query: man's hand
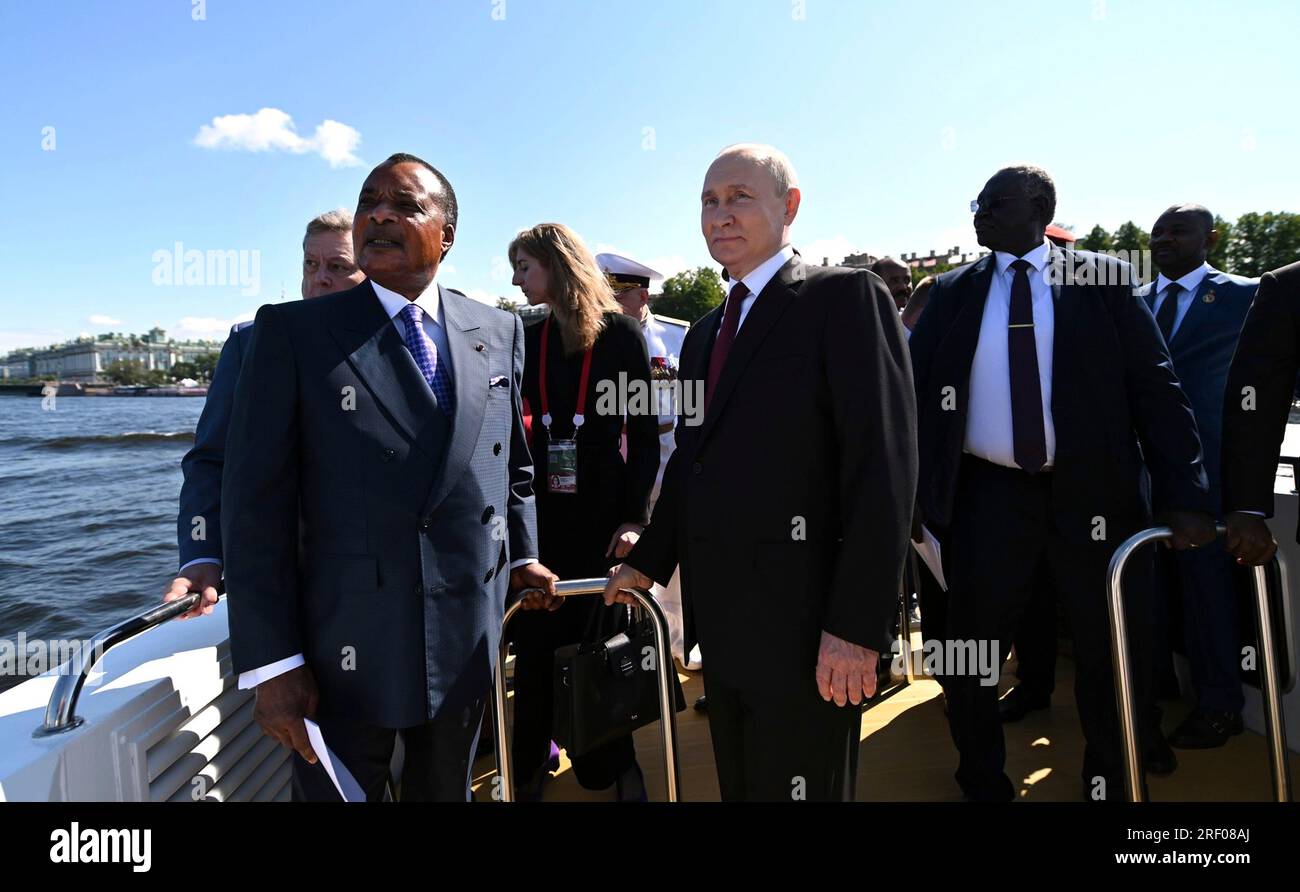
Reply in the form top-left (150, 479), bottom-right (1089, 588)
top-left (603, 562), bottom-right (654, 607)
top-left (1159, 509), bottom-right (1218, 550)
top-left (163, 562), bottom-right (221, 619)
top-left (815, 630), bottom-right (880, 707)
top-left (253, 665), bottom-right (319, 764)
top-left (1223, 511), bottom-right (1277, 566)
top-left (511, 561), bottom-right (561, 611)
top-left (605, 523), bottom-right (643, 559)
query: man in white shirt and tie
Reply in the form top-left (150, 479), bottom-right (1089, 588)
top-left (605, 144), bottom-right (917, 801)
top-left (220, 153), bottom-right (557, 801)
top-left (907, 165), bottom-right (1215, 801)
top-left (1139, 204), bottom-right (1259, 750)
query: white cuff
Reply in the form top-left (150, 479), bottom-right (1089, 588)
top-left (179, 557), bottom-right (222, 573)
top-left (238, 653), bottom-right (305, 690)
top-left (509, 558), bottom-right (538, 570)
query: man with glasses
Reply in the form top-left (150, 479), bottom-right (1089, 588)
top-left (909, 165), bottom-right (1215, 801)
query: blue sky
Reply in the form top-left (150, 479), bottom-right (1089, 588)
top-left (1, 0), bottom-right (1297, 353)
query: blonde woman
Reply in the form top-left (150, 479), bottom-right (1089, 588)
top-left (507, 223), bottom-right (660, 800)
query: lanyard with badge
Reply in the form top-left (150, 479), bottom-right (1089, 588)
top-left (539, 315), bottom-right (593, 495)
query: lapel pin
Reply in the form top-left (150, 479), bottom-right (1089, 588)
top-left (1203, 291), bottom-right (1216, 304)
top-left (475, 343), bottom-right (485, 352)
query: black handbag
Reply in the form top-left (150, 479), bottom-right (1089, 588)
top-left (552, 611), bottom-right (686, 758)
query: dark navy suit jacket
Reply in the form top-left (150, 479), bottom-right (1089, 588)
top-left (221, 280), bottom-right (538, 728)
top-left (177, 320), bottom-right (254, 567)
top-left (1138, 268), bottom-right (1258, 512)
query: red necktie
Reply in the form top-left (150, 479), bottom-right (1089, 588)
top-left (705, 282), bottom-right (749, 408)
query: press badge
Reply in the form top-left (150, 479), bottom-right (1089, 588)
top-left (548, 438), bottom-right (578, 494)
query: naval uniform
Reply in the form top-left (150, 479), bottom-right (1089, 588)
top-left (639, 311), bottom-right (693, 665)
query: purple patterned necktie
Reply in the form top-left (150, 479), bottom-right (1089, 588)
top-left (1008, 259), bottom-right (1046, 474)
top-left (398, 302), bottom-right (454, 416)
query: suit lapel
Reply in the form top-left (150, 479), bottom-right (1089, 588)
top-left (936, 255), bottom-right (995, 406)
top-left (1050, 248), bottom-right (1083, 410)
top-left (421, 286), bottom-right (487, 518)
top-left (329, 281), bottom-right (446, 459)
top-left (1169, 269), bottom-right (1221, 351)
top-left (695, 256), bottom-right (802, 447)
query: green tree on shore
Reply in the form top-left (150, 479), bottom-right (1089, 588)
top-left (1077, 211), bottom-right (1299, 277)
top-left (192, 353), bottom-right (219, 381)
top-left (652, 267), bottom-right (726, 324)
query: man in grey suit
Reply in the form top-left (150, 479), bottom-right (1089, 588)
top-left (221, 154), bottom-right (557, 801)
top-left (166, 209), bottom-right (366, 618)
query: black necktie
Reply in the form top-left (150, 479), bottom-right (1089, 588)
top-left (1008, 259), bottom-right (1047, 474)
top-left (1156, 282), bottom-right (1182, 343)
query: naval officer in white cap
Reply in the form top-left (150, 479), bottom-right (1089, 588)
top-left (597, 251), bottom-right (701, 671)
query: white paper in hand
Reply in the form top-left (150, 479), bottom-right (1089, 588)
top-left (911, 524), bottom-right (948, 592)
top-left (303, 718), bottom-right (365, 802)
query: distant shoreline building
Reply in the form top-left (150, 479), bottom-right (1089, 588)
top-left (820, 246), bottom-right (992, 274)
top-left (0, 326), bottom-right (224, 383)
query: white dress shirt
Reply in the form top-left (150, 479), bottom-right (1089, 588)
top-left (238, 278), bottom-right (534, 690)
top-left (370, 278), bottom-right (453, 375)
top-left (723, 244), bottom-right (797, 332)
top-left (1151, 261), bottom-right (1210, 338)
top-left (963, 239), bottom-right (1057, 470)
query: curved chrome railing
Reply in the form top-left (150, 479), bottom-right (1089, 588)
top-left (1107, 525), bottom-right (1293, 802)
top-left (491, 579), bottom-right (681, 802)
top-left (33, 591), bottom-right (202, 737)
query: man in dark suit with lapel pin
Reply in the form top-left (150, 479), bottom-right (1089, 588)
top-left (1138, 205), bottom-right (1258, 749)
top-left (221, 153), bottom-right (558, 801)
top-left (604, 143), bottom-right (918, 801)
top-left (165, 210), bottom-right (365, 620)
top-left (1221, 260), bottom-right (1300, 564)
top-left (908, 165), bottom-right (1215, 801)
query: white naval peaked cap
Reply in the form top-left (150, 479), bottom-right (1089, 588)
top-left (595, 252), bottom-right (663, 288)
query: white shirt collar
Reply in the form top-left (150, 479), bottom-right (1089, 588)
top-left (993, 239), bottom-right (1052, 276)
top-left (371, 277), bottom-right (442, 325)
top-left (733, 244), bottom-right (796, 298)
top-left (1155, 261), bottom-right (1210, 296)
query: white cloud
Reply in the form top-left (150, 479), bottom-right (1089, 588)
top-left (88, 314), bottom-right (122, 326)
top-left (194, 108), bottom-right (362, 168)
top-left (439, 264), bottom-right (457, 276)
top-left (170, 316), bottom-right (234, 339)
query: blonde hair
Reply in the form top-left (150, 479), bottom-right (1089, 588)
top-left (508, 223), bottom-right (620, 354)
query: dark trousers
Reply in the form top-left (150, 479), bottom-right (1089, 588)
top-left (290, 698), bottom-right (486, 802)
top-left (509, 597), bottom-right (636, 790)
top-left (704, 674), bottom-right (861, 801)
top-left (942, 456), bottom-right (1160, 800)
top-left (917, 556), bottom-right (949, 646)
top-left (1173, 541), bottom-right (1245, 713)
top-left (1012, 571), bottom-right (1059, 699)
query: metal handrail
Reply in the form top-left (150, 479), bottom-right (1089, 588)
top-left (491, 579), bottom-right (681, 802)
top-left (33, 591), bottom-right (202, 737)
top-left (1107, 525), bottom-right (1292, 802)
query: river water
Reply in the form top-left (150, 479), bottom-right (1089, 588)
top-left (0, 395), bottom-right (204, 690)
